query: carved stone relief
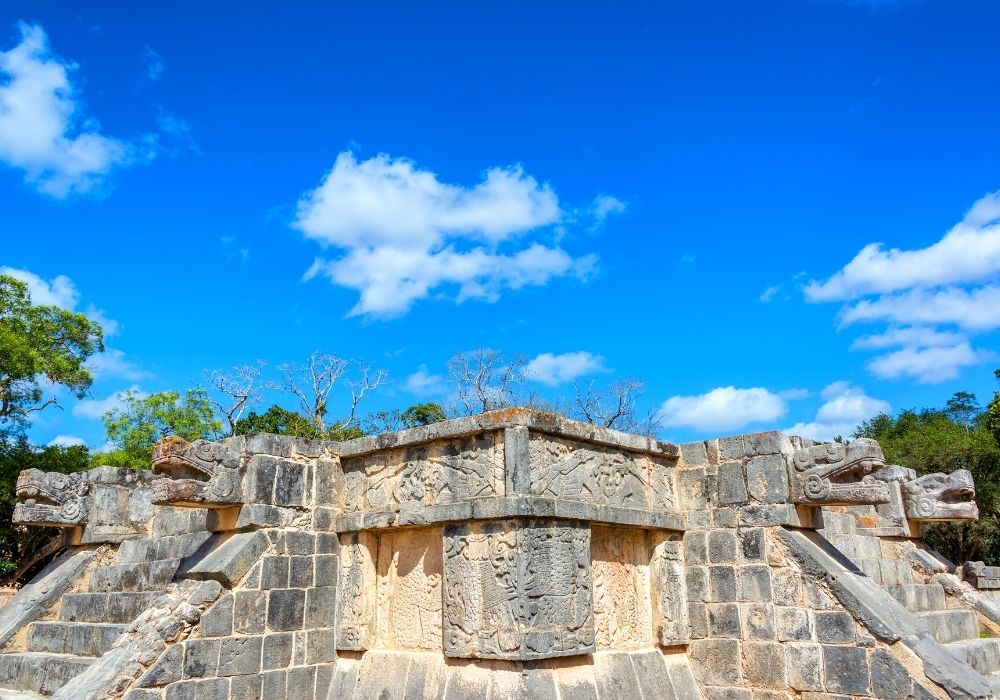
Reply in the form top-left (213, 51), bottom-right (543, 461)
top-left (375, 528), bottom-right (443, 650)
top-left (651, 538), bottom-right (689, 646)
top-left (336, 531), bottom-right (377, 650)
top-left (527, 435), bottom-right (677, 512)
top-left (591, 526), bottom-right (654, 649)
top-left (789, 438), bottom-right (891, 506)
top-left (341, 433), bottom-right (504, 515)
top-left (442, 519), bottom-right (594, 660)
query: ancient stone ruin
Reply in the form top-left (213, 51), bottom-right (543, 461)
top-left (0, 408), bottom-right (998, 699)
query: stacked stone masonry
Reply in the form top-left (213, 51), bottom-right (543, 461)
top-left (0, 408), bottom-right (997, 698)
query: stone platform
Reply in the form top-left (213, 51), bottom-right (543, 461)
top-left (0, 409), bottom-right (996, 698)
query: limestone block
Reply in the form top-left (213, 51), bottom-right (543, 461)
top-left (822, 645), bottom-right (870, 694)
top-left (442, 519), bottom-right (594, 660)
top-left (178, 530), bottom-right (268, 587)
top-left (689, 638), bottom-right (742, 686)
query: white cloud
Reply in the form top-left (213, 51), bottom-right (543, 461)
top-left (0, 22), bottom-right (137, 196)
top-left (840, 285), bottom-right (1000, 332)
top-left (72, 387), bottom-right (141, 420)
top-left (48, 434), bottom-right (85, 447)
top-left (294, 151), bottom-right (595, 318)
top-left (85, 349), bottom-right (151, 382)
top-left (867, 343), bottom-right (995, 383)
top-left (850, 326), bottom-right (966, 350)
top-left (142, 45), bottom-right (164, 82)
top-left (805, 190), bottom-right (1000, 301)
top-left (759, 285), bottom-right (780, 303)
top-left (0, 265), bottom-right (78, 307)
top-left (0, 266), bottom-right (120, 335)
top-left (591, 195), bottom-right (627, 223)
top-left (806, 190), bottom-right (1000, 383)
top-left (525, 352), bottom-right (609, 387)
top-left (657, 386), bottom-right (787, 433)
top-left (786, 382), bottom-right (889, 442)
top-left (403, 365), bottom-right (448, 396)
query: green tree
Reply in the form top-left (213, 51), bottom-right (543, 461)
top-left (234, 405), bottom-right (322, 439)
top-left (855, 391), bottom-right (1000, 564)
top-left (96, 389), bottom-right (221, 468)
top-left (401, 402), bottom-right (446, 428)
top-left (0, 439), bottom-right (90, 580)
top-left (0, 275), bottom-right (104, 435)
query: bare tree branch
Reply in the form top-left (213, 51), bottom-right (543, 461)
top-left (205, 361), bottom-right (267, 436)
top-left (573, 377), bottom-right (660, 436)
top-left (269, 351), bottom-right (386, 436)
top-left (446, 349), bottom-right (527, 415)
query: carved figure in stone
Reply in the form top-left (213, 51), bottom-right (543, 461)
top-left (789, 438), bottom-right (891, 505)
top-left (530, 439), bottom-right (648, 509)
top-left (903, 469), bottom-right (979, 521)
top-left (150, 436), bottom-right (243, 506)
top-left (337, 533), bottom-right (377, 650)
top-left (13, 469), bottom-right (90, 527)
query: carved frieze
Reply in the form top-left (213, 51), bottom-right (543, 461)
top-left (336, 531), bottom-right (378, 650)
top-left (903, 469), bottom-right (979, 522)
top-left (651, 539), bottom-right (689, 646)
top-left (375, 528), bottom-right (443, 650)
top-left (341, 433), bottom-right (504, 515)
top-left (528, 435), bottom-right (677, 512)
top-left (789, 438), bottom-right (891, 506)
top-left (442, 519), bottom-right (594, 660)
top-left (591, 526), bottom-right (654, 648)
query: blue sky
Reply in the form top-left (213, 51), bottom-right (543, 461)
top-left (2, 0), bottom-right (1000, 449)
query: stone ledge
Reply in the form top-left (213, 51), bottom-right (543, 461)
top-left (333, 408), bottom-right (680, 459)
top-left (333, 496), bottom-right (686, 533)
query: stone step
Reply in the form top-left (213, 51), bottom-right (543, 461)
top-left (888, 583), bottom-right (947, 613)
top-left (58, 592), bottom-right (160, 624)
top-left (0, 652), bottom-right (94, 696)
top-left (918, 610), bottom-right (979, 645)
top-left (988, 674), bottom-right (1000, 695)
top-left (26, 622), bottom-right (126, 657)
top-left (0, 690), bottom-right (45, 700)
top-left (87, 560), bottom-right (178, 593)
top-left (945, 638), bottom-right (1000, 676)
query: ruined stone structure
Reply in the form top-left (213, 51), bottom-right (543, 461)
top-left (0, 409), bottom-right (998, 698)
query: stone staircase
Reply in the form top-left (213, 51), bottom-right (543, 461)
top-left (0, 523), bottom-right (210, 697)
top-left (826, 519), bottom-right (1000, 696)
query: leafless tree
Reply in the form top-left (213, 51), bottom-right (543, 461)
top-left (446, 349), bottom-right (528, 415)
top-left (205, 361), bottom-right (266, 436)
top-left (270, 351), bottom-right (387, 435)
top-left (573, 378), bottom-right (661, 436)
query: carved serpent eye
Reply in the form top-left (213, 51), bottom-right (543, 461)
top-left (804, 474), bottom-right (830, 501)
top-left (60, 498), bottom-right (83, 521)
top-left (915, 496), bottom-right (937, 517)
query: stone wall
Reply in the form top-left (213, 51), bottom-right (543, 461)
top-left (0, 409), bottom-right (996, 698)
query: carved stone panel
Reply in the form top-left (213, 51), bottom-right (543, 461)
top-left (374, 528), bottom-right (443, 650)
top-left (336, 531), bottom-right (377, 650)
top-left (527, 435), bottom-right (677, 512)
top-left (442, 519), bottom-right (594, 660)
top-left (591, 526), bottom-right (655, 649)
top-left (341, 433), bottom-right (505, 515)
top-left (651, 539), bottom-right (689, 646)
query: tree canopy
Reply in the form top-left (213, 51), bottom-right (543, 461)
top-left (0, 274), bottom-right (104, 436)
top-left (98, 389), bottom-right (222, 468)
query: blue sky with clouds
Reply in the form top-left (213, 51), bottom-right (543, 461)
top-left (3, 0), bottom-right (1000, 449)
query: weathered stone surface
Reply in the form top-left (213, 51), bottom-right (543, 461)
top-left (789, 439), bottom-right (890, 506)
top-left (442, 519), bottom-right (593, 660)
top-left (178, 531), bottom-right (268, 587)
top-left (903, 469), bottom-right (979, 522)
